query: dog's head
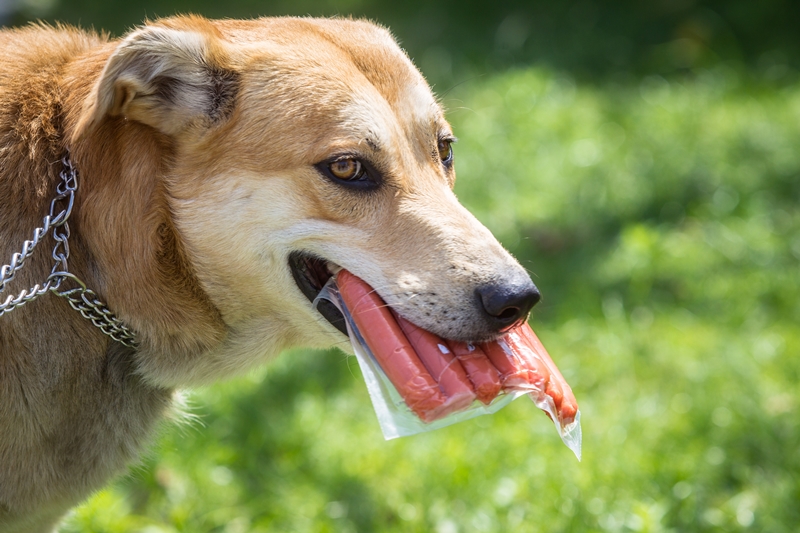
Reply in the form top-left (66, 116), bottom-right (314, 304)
top-left (71, 16), bottom-right (540, 386)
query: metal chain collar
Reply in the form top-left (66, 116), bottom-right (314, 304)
top-left (0, 154), bottom-right (139, 348)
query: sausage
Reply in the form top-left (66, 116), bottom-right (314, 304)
top-left (447, 341), bottom-right (502, 405)
top-left (516, 323), bottom-right (578, 423)
top-left (479, 338), bottom-right (523, 386)
top-left (336, 270), bottom-right (577, 426)
top-left (505, 326), bottom-right (563, 410)
top-left (336, 270), bottom-right (447, 422)
top-left (480, 331), bottom-right (551, 392)
top-left (394, 313), bottom-right (477, 414)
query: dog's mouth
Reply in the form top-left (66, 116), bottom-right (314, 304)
top-left (288, 251), bottom-right (348, 335)
top-left (288, 251), bottom-right (580, 436)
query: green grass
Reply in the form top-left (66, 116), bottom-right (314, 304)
top-left (62, 66), bottom-right (800, 532)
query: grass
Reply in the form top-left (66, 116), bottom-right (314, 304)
top-left (62, 65), bottom-right (800, 532)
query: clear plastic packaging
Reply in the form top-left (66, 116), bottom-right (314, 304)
top-left (315, 277), bottom-right (582, 460)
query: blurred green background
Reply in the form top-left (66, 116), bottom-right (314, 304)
top-left (5, 0), bottom-right (799, 531)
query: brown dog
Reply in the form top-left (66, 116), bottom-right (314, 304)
top-left (0, 16), bottom-right (540, 531)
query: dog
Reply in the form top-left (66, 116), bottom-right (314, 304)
top-left (0, 15), bottom-right (541, 532)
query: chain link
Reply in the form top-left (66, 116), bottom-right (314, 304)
top-left (0, 154), bottom-right (139, 348)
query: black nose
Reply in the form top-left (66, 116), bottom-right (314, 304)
top-left (476, 280), bottom-right (541, 330)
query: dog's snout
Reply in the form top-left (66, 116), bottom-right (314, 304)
top-left (476, 280), bottom-right (541, 331)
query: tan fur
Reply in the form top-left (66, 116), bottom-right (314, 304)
top-left (0, 16), bottom-right (531, 532)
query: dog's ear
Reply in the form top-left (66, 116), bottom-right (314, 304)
top-left (73, 22), bottom-right (239, 139)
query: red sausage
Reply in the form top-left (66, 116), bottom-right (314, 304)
top-left (336, 270), bottom-right (447, 422)
top-left (480, 331), bottom-right (551, 392)
top-left (504, 326), bottom-right (563, 412)
top-left (447, 341), bottom-right (502, 405)
top-left (394, 314), bottom-right (477, 414)
top-left (516, 323), bottom-right (578, 423)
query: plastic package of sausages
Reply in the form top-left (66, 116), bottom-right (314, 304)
top-left (314, 271), bottom-right (582, 460)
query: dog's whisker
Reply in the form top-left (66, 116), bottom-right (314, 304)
top-left (439, 73), bottom-right (486, 99)
top-left (521, 266), bottom-right (540, 279)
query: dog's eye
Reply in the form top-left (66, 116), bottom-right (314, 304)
top-left (329, 159), bottom-right (363, 181)
top-left (316, 156), bottom-right (380, 190)
top-left (438, 139), bottom-right (454, 166)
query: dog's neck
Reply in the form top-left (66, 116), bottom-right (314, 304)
top-left (58, 47), bottom-right (230, 373)
top-left (0, 29), bottom-right (225, 529)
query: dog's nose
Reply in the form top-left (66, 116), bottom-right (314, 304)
top-left (476, 280), bottom-right (541, 330)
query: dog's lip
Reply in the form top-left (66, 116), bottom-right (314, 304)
top-left (288, 251), bottom-right (348, 335)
